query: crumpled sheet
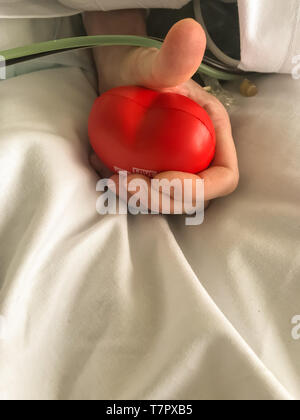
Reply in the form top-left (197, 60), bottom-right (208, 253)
top-left (238, 0), bottom-right (300, 73)
top-left (1, 7), bottom-right (300, 394)
top-left (0, 64), bottom-right (299, 400)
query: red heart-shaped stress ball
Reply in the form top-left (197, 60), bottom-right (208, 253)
top-left (89, 86), bottom-right (216, 177)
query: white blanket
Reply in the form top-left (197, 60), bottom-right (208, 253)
top-left (0, 31), bottom-right (300, 400)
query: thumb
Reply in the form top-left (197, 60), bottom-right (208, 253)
top-left (123, 19), bottom-right (206, 89)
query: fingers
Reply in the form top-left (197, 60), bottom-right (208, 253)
top-left (151, 170), bottom-right (237, 208)
top-left (110, 173), bottom-right (177, 214)
top-left (154, 171), bottom-right (202, 205)
top-left (109, 172), bottom-right (207, 215)
top-left (123, 19), bottom-right (206, 89)
top-left (198, 167), bottom-right (239, 201)
top-left (110, 173), bottom-right (151, 212)
top-left (184, 82), bottom-right (240, 199)
top-left (197, 117), bottom-right (239, 201)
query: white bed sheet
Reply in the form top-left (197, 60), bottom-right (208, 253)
top-left (0, 64), bottom-right (299, 400)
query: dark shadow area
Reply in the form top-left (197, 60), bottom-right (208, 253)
top-left (147, 0), bottom-right (240, 60)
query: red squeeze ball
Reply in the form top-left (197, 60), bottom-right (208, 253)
top-left (89, 86), bottom-right (216, 177)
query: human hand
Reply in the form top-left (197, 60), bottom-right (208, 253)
top-left (88, 16), bottom-right (239, 212)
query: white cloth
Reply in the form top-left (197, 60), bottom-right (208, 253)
top-left (238, 0), bottom-right (300, 73)
top-left (0, 25), bottom-right (300, 399)
top-left (0, 17), bottom-right (96, 81)
top-left (0, 0), bottom-right (78, 18)
top-left (0, 0), bottom-right (190, 18)
top-left (60, 0), bottom-right (190, 11)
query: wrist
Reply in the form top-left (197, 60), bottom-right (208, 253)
top-left (96, 46), bottom-right (140, 92)
top-left (84, 9), bottom-right (147, 92)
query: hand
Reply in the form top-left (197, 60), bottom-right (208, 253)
top-left (88, 17), bottom-right (239, 213)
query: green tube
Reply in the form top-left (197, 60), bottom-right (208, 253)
top-left (0, 35), bottom-right (241, 81)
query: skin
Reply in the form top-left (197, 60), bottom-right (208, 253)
top-left (84, 10), bottom-right (239, 213)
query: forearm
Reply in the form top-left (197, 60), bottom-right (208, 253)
top-left (83, 10), bottom-right (147, 92)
